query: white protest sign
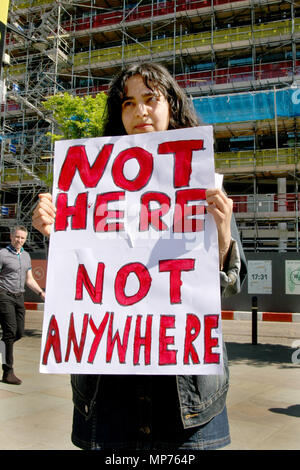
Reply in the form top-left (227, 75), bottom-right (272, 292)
top-left (40, 126), bottom-right (223, 375)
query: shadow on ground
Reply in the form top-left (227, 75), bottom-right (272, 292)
top-left (226, 342), bottom-right (300, 367)
top-left (24, 329), bottom-right (42, 338)
top-left (269, 404), bottom-right (300, 418)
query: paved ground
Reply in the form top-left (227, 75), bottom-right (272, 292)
top-left (0, 310), bottom-right (299, 450)
top-left (222, 319), bottom-right (300, 450)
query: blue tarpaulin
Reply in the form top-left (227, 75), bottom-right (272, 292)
top-left (192, 87), bottom-right (300, 124)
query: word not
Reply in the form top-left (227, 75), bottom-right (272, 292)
top-left (58, 140), bottom-right (204, 192)
top-left (75, 258), bottom-right (196, 306)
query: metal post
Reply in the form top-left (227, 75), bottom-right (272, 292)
top-left (296, 179), bottom-right (299, 253)
top-left (252, 296), bottom-right (258, 345)
top-left (274, 86), bottom-right (279, 164)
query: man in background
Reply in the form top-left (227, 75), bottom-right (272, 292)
top-left (0, 226), bottom-right (45, 384)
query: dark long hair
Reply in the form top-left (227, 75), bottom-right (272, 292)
top-left (104, 62), bottom-right (200, 136)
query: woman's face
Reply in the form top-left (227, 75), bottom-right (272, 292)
top-left (121, 74), bottom-right (170, 135)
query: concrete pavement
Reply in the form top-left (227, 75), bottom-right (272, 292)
top-left (223, 319), bottom-right (300, 450)
top-left (0, 309), bottom-right (299, 450)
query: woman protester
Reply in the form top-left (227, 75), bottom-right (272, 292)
top-left (32, 62), bottom-right (246, 450)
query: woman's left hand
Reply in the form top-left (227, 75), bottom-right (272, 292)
top-left (206, 188), bottom-right (233, 269)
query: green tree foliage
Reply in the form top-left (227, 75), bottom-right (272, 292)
top-left (42, 91), bottom-right (108, 141)
top-left (39, 92), bottom-right (108, 188)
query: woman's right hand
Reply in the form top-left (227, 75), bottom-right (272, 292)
top-left (32, 193), bottom-right (56, 237)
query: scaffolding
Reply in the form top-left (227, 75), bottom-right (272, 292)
top-left (1, 0), bottom-right (300, 251)
top-left (0, 0), bottom-right (73, 250)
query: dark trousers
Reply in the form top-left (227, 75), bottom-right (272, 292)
top-left (0, 290), bottom-right (25, 371)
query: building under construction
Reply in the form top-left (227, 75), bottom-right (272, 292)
top-left (1, 0), bottom-right (299, 261)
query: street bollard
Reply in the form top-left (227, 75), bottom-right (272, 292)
top-left (252, 296), bottom-right (258, 345)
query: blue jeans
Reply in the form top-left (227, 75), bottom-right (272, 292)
top-left (71, 375), bottom-right (230, 450)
